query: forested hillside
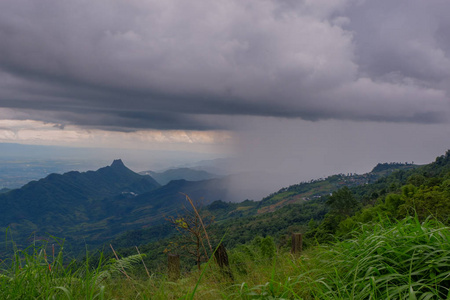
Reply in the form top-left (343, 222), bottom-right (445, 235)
top-left (309, 150), bottom-right (450, 242)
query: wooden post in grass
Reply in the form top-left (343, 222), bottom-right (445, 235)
top-left (214, 244), bottom-right (229, 268)
top-left (214, 243), bottom-right (234, 280)
top-left (291, 233), bottom-right (303, 255)
top-left (168, 254), bottom-right (180, 280)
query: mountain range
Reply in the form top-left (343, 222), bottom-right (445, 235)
top-left (0, 160), bottom-right (231, 254)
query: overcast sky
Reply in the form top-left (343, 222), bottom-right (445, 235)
top-left (1, 0), bottom-right (450, 199)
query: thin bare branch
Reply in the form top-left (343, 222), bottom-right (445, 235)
top-left (135, 246), bottom-right (151, 278)
top-left (110, 244), bottom-right (131, 280)
top-left (181, 193), bottom-right (213, 253)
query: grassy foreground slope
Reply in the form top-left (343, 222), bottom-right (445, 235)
top-left (1, 216), bottom-right (450, 299)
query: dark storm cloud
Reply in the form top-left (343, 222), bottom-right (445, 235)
top-left (344, 0), bottom-right (450, 82)
top-left (0, 0), bottom-right (449, 131)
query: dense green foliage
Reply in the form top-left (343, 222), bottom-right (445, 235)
top-left (102, 197), bottom-right (327, 272)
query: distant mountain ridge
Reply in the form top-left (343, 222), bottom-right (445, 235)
top-left (371, 162), bottom-right (416, 173)
top-left (0, 160), bottom-right (233, 255)
top-left (139, 168), bottom-right (220, 185)
top-left (0, 160), bottom-right (160, 251)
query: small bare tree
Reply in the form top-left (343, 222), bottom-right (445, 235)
top-left (167, 194), bottom-right (214, 270)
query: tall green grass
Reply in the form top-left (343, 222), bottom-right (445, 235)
top-left (2, 216), bottom-right (450, 299)
top-left (0, 240), bottom-right (146, 299)
top-left (227, 216), bottom-right (450, 299)
top-left (306, 216), bottom-right (450, 299)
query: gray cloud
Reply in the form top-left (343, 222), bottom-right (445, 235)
top-left (0, 0), bottom-right (449, 131)
top-left (345, 0), bottom-right (450, 82)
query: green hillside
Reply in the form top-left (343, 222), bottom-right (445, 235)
top-left (257, 162), bottom-right (417, 213)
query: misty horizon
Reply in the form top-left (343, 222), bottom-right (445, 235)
top-left (0, 142), bottom-right (443, 203)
